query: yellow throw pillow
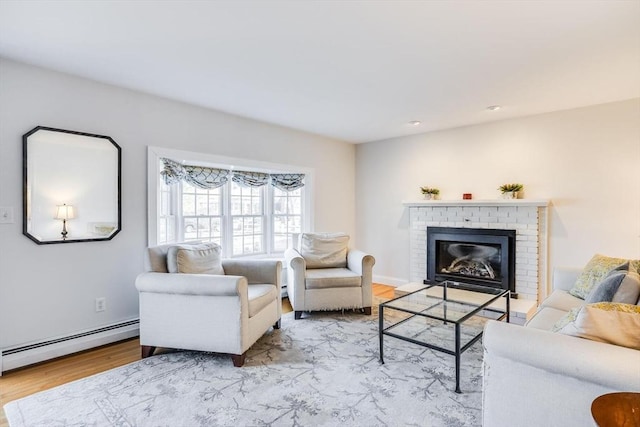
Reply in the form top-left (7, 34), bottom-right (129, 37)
top-left (569, 254), bottom-right (640, 300)
top-left (558, 302), bottom-right (640, 350)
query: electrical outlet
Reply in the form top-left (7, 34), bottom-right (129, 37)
top-left (95, 297), bottom-right (106, 312)
top-left (0, 207), bottom-right (14, 224)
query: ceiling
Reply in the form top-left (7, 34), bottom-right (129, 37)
top-left (1, 1), bottom-right (639, 143)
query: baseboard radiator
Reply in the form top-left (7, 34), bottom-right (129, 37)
top-left (1, 319), bottom-right (139, 374)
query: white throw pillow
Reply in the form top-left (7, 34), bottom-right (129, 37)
top-left (167, 242), bottom-right (225, 275)
top-left (299, 232), bottom-right (349, 269)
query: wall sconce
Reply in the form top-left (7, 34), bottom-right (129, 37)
top-left (54, 204), bottom-right (75, 240)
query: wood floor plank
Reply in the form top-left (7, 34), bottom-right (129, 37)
top-left (0, 285), bottom-right (395, 427)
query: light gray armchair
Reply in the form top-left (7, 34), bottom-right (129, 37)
top-left (135, 242), bottom-right (282, 367)
top-left (284, 232), bottom-right (375, 319)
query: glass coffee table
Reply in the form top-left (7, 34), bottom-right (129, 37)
top-left (379, 281), bottom-right (510, 393)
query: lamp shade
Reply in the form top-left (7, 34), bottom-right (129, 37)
top-left (54, 204), bottom-right (75, 220)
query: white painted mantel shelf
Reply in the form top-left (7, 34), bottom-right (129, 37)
top-left (402, 199), bottom-right (550, 207)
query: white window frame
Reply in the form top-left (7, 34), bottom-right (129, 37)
top-left (147, 146), bottom-right (314, 254)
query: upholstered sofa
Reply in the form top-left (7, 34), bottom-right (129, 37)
top-left (482, 265), bottom-right (640, 427)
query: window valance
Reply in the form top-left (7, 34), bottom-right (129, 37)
top-left (161, 158), bottom-right (305, 191)
top-left (161, 158), bottom-right (229, 189)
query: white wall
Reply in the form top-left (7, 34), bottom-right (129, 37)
top-left (356, 99), bottom-right (640, 285)
top-left (0, 58), bottom-right (356, 351)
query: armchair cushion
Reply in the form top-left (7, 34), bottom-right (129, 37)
top-left (305, 268), bottom-right (361, 289)
top-left (299, 232), bottom-right (349, 268)
top-left (166, 242), bottom-right (225, 275)
top-left (247, 284), bottom-right (278, 317)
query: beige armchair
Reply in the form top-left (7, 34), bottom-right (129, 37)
top-left (284, 233), bottom-right (375, 319)
top-left (135, 242), bottom-right (282, 367)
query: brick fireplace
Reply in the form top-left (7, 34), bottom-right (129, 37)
top-left (404, 199), bottom-right (549, 302)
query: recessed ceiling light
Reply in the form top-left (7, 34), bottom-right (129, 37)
top-left (408, 120), bottom-right (422, 126)
top-left (487, 105), bottom-right (501, 111)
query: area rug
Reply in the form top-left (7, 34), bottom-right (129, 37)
top-left (4, 309), bottom-right (484, 427)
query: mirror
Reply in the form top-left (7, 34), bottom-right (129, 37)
top-left (23, 126), bottom-right (121, 244)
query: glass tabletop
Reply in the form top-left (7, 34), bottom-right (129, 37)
top-left (380, 281), bottom-right (508, 324)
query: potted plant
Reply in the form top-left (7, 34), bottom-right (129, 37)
top-left (498, 183), bottom-right (523, 199)
top-left (420, 187), bottom-right (440, 200)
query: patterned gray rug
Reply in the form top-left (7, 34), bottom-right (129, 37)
top-left (4, 309), bottom-right (484, 427)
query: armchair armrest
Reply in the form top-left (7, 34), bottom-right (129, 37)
top-left (222, 259), bottom-right (282, 287)
top-left (284, 248), bottom-right (305, 271)
top-left (347, 249), bottom-right (375, 275)
top-left (135, 272), bottom-right (247, 296)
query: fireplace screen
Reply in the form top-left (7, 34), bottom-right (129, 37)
top-left (438, 242), bottom-right (502, 281)
top-left (426, 227), bottom-right (516, 294)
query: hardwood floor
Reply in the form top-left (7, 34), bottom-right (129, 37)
top-left (0, 284), bottom-right (395, 426)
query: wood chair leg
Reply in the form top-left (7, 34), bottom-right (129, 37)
top-left (363, 307), bottom-right (372, 315)
top-left (141, 345), bottom-right (156, 359)
top-left (294, 311), bottom-right (303, 320)
top-left (231, 352), bottom-right (247, 367)
top-left (273, 319), bottom-right (281, 329)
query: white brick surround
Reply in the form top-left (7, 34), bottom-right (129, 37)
top-left (403, 200), bottom-right (550, 302)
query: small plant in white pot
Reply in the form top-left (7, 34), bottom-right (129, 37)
top-left (420, 187), bottom-right (440, 200)
top-left (498, 183), bottom-right (523, 199)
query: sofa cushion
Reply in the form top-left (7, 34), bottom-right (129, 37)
top-left (525, 306), bottom-right (569, 331)
top-left (557, 302), bottom-right (640, 350)
top-left (305, 268), bottom-right (361, 289)
top-left (299, 232), bottom-right (349, 269)
top-left (247, 284), bottom-right (277, 317)
top-left (167, 242), bottom-right (225, 275)
top-left (540, 290), bottom-right (585, 312)
top-left (569, 254), bottom-right (639, 300)
top-left (585, 263), bottom-right (640, 304)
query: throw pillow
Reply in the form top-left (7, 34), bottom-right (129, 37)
top-left (585, 263), bottom-right (640, 304)
top-left (551, 306), bottom-right (581, 332)
top-left (166, 242), bottom-right (225, 275)
top-left (557, 302), bottom-right (640, 350)
top-left (299, 232), bottom-right (349, 269)
top-left (569, 254), bottom-right (639, 300)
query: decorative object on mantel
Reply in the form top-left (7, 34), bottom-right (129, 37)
top-left (420, 186), bottom-right (440, 200)
top-left (463, 193), bottom-right (473, 200)
top-left (498, 183), bottom-right (524, 199)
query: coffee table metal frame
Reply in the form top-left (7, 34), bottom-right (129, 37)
top-left (378, 281), bottom-right (510, 393)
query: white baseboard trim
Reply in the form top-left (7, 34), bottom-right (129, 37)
top-left (373, 275), bottom-right (410, 287)
top-left (1, 319), bottom-right (139, 374)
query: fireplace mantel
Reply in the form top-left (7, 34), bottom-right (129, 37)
top-left (403, 199), bottom-right (549, 208)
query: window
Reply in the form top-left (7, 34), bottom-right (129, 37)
top-left (230, 182), bottom-right (264, 256)
top-left (157, 177), bottom-right (176, 244)
top-left (181, 182), bottom-right (222, 245)
top-left (151, 149), bottom-right (311, 257)
top-left (272, 187), bottom-right (302, 252)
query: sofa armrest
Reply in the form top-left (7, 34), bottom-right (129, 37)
top-left (222, 259), bottom-right (282, 288)
top-left (552, 267), bottom-right (582, 292)
top-left (135, 272), bottom-right (247, 297)
top-left (484, 320), bottom-right (640, 391)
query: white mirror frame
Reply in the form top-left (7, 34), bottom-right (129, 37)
top-left (23, 126), bottom-right (122, 244)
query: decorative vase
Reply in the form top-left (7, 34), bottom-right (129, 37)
top-left (423, 193), bottom-right (434, 200)
top-left (502, 191), bottom-right (517, 199)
